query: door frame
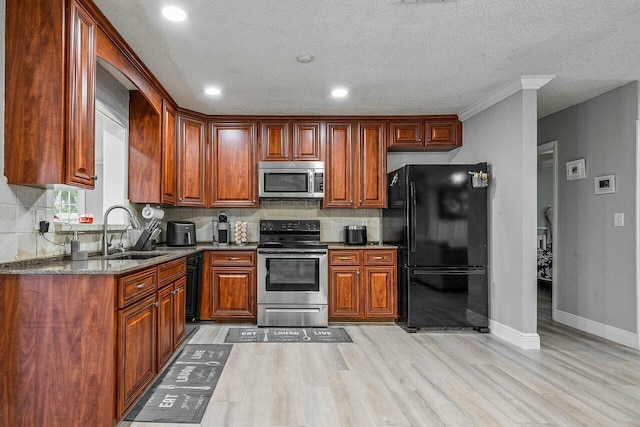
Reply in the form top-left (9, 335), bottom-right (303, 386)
top-left (537, 140), bottom-right (558, 320)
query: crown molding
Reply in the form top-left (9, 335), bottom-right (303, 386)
top-left (459, 75), bottom-right (555, 122)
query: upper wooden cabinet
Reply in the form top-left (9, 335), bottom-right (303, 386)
top-left (5, 0), bottom-right (97, 188)
top-left (128, 91), bottom-right (161, 203)
top-left (161, 102), bottom-right (178, 205)
top-left (177, 114), bottom-right (207, 207)
top-left (210, 122), bottom-right (258, 207)
top-left (324, 121), bottom-right (386, 208)
top-left (357, 121), bottom-right (386, 208)
top-left (258, 120), bottom-right (322, 161)
top-left (388, 116), bottom-right (462, 151)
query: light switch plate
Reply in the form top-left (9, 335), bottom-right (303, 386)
top-left (614, 213), bottom-right (624, 227)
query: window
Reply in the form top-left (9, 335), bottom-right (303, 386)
top-left (53, 190), bottom-right (85, 223)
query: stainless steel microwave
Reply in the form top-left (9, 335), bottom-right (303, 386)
top-left (258, 161), bottom-right (324, 199)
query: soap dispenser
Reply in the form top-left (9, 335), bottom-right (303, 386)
top-left (70, 230), bottom-right (89, 261)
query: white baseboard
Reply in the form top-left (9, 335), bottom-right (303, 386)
top-left (489, 320), bottom-right (540, 350)
top-left (554, 310), bottom-right (640, 349)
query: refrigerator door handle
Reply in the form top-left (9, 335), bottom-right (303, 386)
top-left (413, 269), bottom-right (486, 276)
top-left (410, 182), bottom-right (416, 252)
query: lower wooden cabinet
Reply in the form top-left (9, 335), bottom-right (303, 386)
top-left (329, 249), bottom-right (397, 321)
top-left (201, 250), bottom-right (257, 321)
top-left (157, 276), bottom-right (187, 371)
top-left (117, 294), bottom-right (157, 418)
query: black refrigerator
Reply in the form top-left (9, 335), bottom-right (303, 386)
top-left (383, 164), bottom-right (489, 332)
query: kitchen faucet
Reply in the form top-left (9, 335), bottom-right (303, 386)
top-left (101, 205), bottom-right (141, 256)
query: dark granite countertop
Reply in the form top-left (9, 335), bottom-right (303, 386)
top-left (0, 243), bottom-right (259, 275)
top-left (326, 243), bottom-right (398, 250)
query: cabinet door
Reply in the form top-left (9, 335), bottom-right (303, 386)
top-left (210, 267), bottom-right (256, 318)
top-left (162, 101), bottom-right (177, 204)
top-left (363, 266), bottom-right (397, 319)
top-left (357, 121), bottom-right (386, 208)
top-left (425, 120), bottom-right (461, 150)
top-left (173, 277), bottom-right (187, 348)
top-left (259, 121), bottom-right (290, 161)
top-left (329, 266), bottom-right (361, 319)
top-left (117, 294), bottom-right (156, 417)
top-left (324, 122), bottom-right (354, 208)
top-left (210, 122), bottom-right (258, 207)
top-left (388, 121), bottom-right (422, 148)
top-left (177, 115), bottom-right (206, 206)
top-left (156, 285), bottom-right (174, 371)
top-left (66, 0), bottom-right (97, 187)
top-left (293, 121), bottom-right (322, 160)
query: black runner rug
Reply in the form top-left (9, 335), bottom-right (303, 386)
top-left (124, 344), bottom-right (232, 423)
top-left (225, 327), bottom-right (352, 343)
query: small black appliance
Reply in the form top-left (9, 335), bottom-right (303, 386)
top-left (166, 221), bottom-right (196, 246)
top-left (344, 225), bottom-right (367, 245)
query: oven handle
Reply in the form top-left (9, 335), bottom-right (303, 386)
top-left (258, 251), bottom-right (327, 256)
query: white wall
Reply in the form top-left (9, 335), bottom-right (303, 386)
top-left (538, 82), bottom-right (639, 335)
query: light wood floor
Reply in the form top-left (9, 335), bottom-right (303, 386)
top-left (122, 287), bottom-right (640, 426)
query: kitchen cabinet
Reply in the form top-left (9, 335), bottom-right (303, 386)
top-left (128, 91), bottom-right (162, 203)
top-left (201, 251), bottom-right (257, 321)
top-left (210, 122), bottom-right (258, 207)
top-left (161, 101), bottom-right (178, 204)
top-left (388, 116), bottom-right (462, 151)
top-left (5, 0), bottom-right (97, 188)
top-left (259, 120), bottom-right (322, 161)
top-left (156, 258), bottom-right (187, 371)
top-left (324, 122), bottom-right (355, 208)
top-left (117, 293), bottom-right (157, 417)
top-left (324, 121), bottom-right (386, 208)
top-left (177, 114), bottom-right (207, 206)
top-left (329, 249), bottom-right (397, 321)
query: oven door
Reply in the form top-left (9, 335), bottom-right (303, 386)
top-left (258, 250), bottom-right (328, 305)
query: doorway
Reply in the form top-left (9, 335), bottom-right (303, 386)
top-left (537, 141), bottom-right (558, 325)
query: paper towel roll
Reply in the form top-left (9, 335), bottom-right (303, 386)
top-left (141, 205), bottom-right (165, 220)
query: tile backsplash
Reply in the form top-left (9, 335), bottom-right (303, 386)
top-left (0, 183), bottom-right (381, 264)
top-left (162, 200), bottom-right (381, 244)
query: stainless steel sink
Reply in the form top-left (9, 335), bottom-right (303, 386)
top-left (108, 253), bottom-right (164, 260)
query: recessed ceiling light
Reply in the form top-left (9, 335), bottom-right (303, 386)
top-left (331, 88), bottom-right (349, 98)
top-left (296, 53), bottom-right (314, 64)
top-left (205, 87), bottom-right (222, 96)
top-left (162, 6), bottom-right (188, 22)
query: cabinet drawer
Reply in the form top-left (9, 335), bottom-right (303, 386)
top-left (364, 250), bottom-right (396, 265)
top-left (210, 251), bottom-right (255, 266)
top-left (330, 250), bottom-right (361, 265)
top-left (118, 267), bottom-right (157, 308)
top-left (158, 257), bottom-right (186, 287)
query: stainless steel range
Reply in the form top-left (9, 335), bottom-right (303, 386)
top-left (257, 220), bottom-right (328, 327)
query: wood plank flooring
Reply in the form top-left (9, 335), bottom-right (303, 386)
top-left (120, 287), bottom-right (640, 426)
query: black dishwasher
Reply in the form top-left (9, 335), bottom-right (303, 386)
top-left (185, 252), bottom-right (203, 322)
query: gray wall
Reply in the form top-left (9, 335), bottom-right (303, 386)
top-left (538, 82), bottom-right (638, 333)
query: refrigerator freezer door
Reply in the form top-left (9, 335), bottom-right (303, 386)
top-left (406, 164), bottom-right (487, 267)
top-left (407, 267), bottom-right (488, 329)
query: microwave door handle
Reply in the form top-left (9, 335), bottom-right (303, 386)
top-left (309, 171), bottom-right (314, 195)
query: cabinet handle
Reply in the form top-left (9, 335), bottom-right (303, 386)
top-left (227, 257), bottom-right (240, 261)
top-left (154, 301), bottom-right (159, 307)
top-left (427, 138), bottom-right (431, 142)
top-left (92, 175), bottom-right (98, 180)
top-left (417, 138), bottom-right (422, 142)
top-left (338, 257), bottom-right (351, 260)
top-left (252, 200), bottom-right (256, 203)
top-left (135, 283), bottom-right (146, 289)
top-left (179, 197), bottom-right (183, 201)
top-left (356, 271), bottom-right (360, 275)
top-left (172, 290), bottom-right (177, 295)
top-left (349, 199), bottom-right (353, 204)
top-left (372, 256), bottom-right (385, 260)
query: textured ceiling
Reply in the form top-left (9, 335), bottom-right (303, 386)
top-left (92, 0), bottom-right (640, 117)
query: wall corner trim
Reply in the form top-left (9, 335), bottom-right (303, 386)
top-left (489, 320), bottom-right (541, 350)
top-left (554, 310), bottom-right (640, 349)
top-left (458, 75), bottom-right (556, 122)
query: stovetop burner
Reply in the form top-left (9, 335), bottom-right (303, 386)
top-left (259, 219), bottom-right (325, 250)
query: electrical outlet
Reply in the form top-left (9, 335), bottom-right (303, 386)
top-left (614, 213), bottom-right (624, 227)
top-left (35, 209), bottom-right (46, 231)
